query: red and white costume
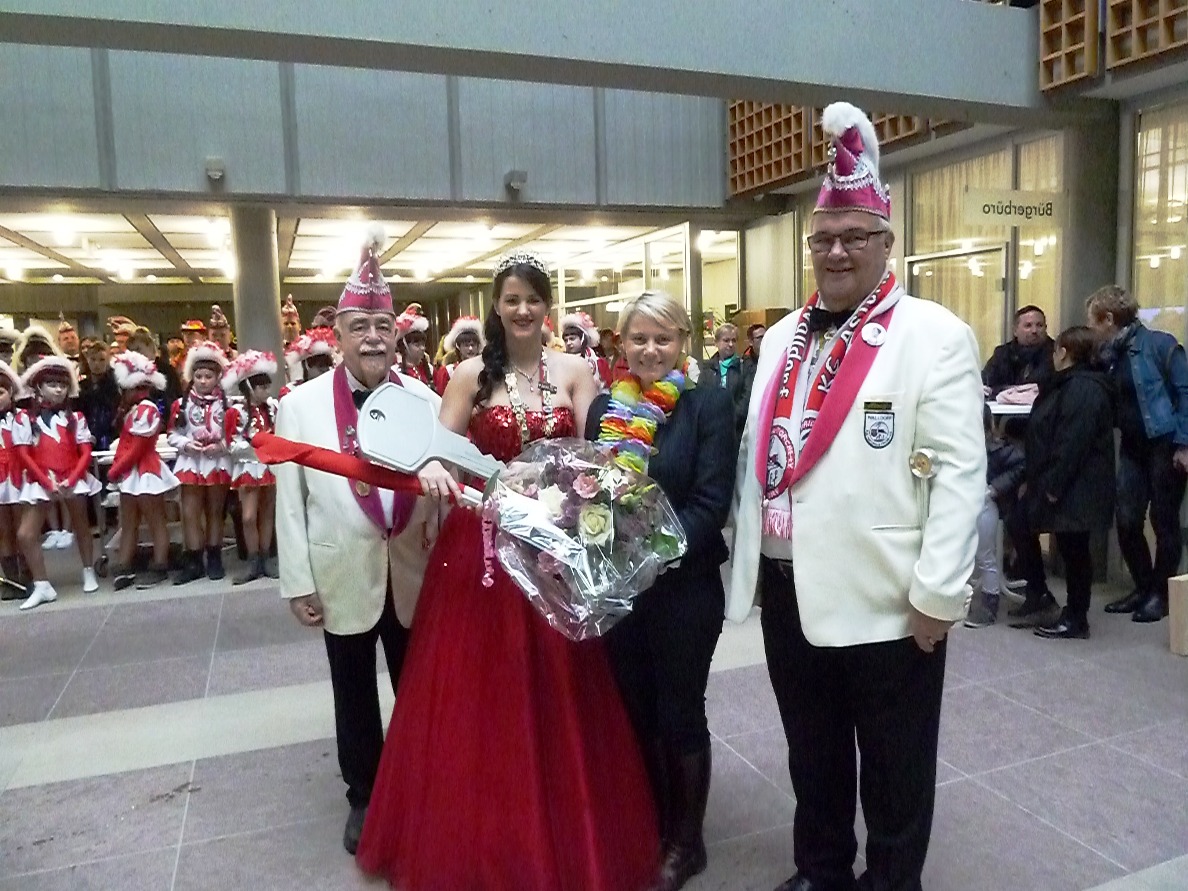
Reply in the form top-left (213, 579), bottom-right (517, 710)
top-left (222, 350), bottom-right (279, 488)
top-left (281, 328), bottom-right (339, 398)
top-left (0, 362), bottom-right (22, 504)
top-left (433, 316), bottom-right (484, 396)
top-left (560, 312), bottom-right (612, 391)
top-left (14, 357), bottom-right (102, 502)
top-left (396, 304), bottom-right (433, 386)
top-left (109, 351), bottom-right (179, 496)
top-left (168, 342), bottom-right (232, 486)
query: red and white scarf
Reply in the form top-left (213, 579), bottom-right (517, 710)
top-left (761, 273), bottom-right (898, 538)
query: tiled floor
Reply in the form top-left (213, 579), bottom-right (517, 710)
top-left (1, 551), bottom-right (1187, 890)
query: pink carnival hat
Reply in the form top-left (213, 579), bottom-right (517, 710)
top-left (184, 340), bottom-right (230, 381)
top-left (395, 303), bottom-right (429, 340)
top-left (111, 350), bottom-right (165, 392)
top-left (338, 225), bottom-right (394, 315)
top-left (814, 102), bottom-right (891, 221)
top-left (20, 355), bottom-right (80, 399)
top-left (443, 316), bottom-right (484, 353)
top-left (560, 311), bottom-right (598, 347)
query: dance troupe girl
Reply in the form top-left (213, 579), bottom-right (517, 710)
top-left (222, 350), bottom-right (279, 585)
top-left (107, 350), bottom-right (179, 590)
top-left (432, 316), bottom-right (484, 396)
top-left (168, 340), bottom-right (231, 585)
top-left (13, 355), bottom-right (102, 610)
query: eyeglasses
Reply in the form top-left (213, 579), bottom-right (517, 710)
top-left (806, 229), bottom-right (888, 254)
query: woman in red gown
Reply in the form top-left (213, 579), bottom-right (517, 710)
top-left (356, 253), bottom-right (659, 891)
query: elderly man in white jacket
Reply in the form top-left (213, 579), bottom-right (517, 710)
top-left (275, 230), bottom-right (440, 856)
top-left (730, 104), bottom-right (985, 891)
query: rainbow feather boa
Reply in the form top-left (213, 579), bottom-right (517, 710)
top-left (597, 369), bottom-right (686, 473)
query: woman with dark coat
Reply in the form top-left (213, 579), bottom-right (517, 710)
top-left (1023, 325), bottom-right (1115, 639)
top-left (585, 290), bottom-right (738, 891)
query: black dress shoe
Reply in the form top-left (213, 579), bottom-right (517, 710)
top-left (1034, 610), bottom-right (1090, 639)
top-left (773, 875), bottom-right (854, 891)
top-left (1132, 593), bottom-right (1168, 623)
top-left (1104, 589), bottom-right (1146, 614)
top-left (343, 803), bottom-right (366, 855)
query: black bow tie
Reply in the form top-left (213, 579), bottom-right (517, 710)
top-left (352, 389), bottom-right (370, 410)
top-left (806, 306), bottom-right (855, 334)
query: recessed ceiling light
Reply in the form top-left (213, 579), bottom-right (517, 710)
top-left (52, 273), bottom-right (65, 283)
top-left (146, 274), bottom-right (157, 282)
top-left (5, 265), bottom-right (22, 281)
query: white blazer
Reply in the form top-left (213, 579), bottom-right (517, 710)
top-left (730, 292), bottom-right (987, 647)
top-left (275, 370), bottom-right (444, 635)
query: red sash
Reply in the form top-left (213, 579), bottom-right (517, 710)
top-left (332, 364), bottom-right (416, 537)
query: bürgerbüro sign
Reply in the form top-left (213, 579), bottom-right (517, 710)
top-left (962, 189), bottom-right (1064, 227)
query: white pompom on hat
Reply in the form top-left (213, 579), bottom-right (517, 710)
top-left (443, 316), bottom-right (484, 353)
top-left (111, 350), bottom-right (165, 392)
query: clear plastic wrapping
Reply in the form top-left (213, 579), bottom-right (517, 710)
top-left (486, 438), bottom-right (687, 641)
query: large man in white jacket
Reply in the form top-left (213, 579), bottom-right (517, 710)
top-left (730, 105), bottom-right (985, 891)
top-left (275, 231), bottom-right (440, 856)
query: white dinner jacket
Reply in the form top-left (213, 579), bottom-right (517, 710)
top-left (275, 370), bottom-right (443, 635)
top-left (730, 292), bottom-right (986, 647)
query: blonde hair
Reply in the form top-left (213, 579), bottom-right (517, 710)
top-left (713, 323), bottom-right (738, 342)
top-left (1085, 285), bottom-right (1139, 328)
top-left (617, 290), bottom-right (691, 338)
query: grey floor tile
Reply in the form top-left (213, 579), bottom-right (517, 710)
top-left (0, 762), bottom-right (192, 878)
top-left (205, 638), bottom-right (330, 697)
top-left (688, 823), bottom-right (801, 891)
top-left (184, 738), bottom-right (345, 843)
top-left (173, 816), bottom-right (378, 891)
top-left (0, 673), bottom-right (69, 727)
top-left (0, 847), bottom-right (177, 891)
top-left (936, 758), bottom-right (964, 785)
top-left (944, 621), bottom-right (1081, 684)
top-left (1088, 645), bottom-right (1188, 711)
top-left (81, 597), bottom-right (221, 669)
top-left (704, 739), bottom-right (796, 846)
top-left (719, 725), bottom-right (794, 798)
top-left (923, 779), bottom-right (1125, 890)
top-left (939, 682), bottom-right (1094, 775)
top-left (986, 660), bottom-right (1172, 740)
top-left (1110, 718), bottom-right (1188, 781)
top-left (1087, 855), bottom-right (1188, 890)
top-left (705, 664), bottom-right (783, 738)
top-left (979, 743), bottom-right (1188, 871)
top-left (49, 656), bottom-right (210, 720)
top-left (0, 607), bottom-right (106, 679)
top-left (214, 587), bottom-right (309, 652)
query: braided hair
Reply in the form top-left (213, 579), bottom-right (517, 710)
top-left (476, 263), bottom-right (553, 405)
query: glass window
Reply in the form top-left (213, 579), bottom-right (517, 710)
top-left (1017, 135), bottom-right (1063, 331)
top-left (1133, 103), bottom-right (1188, 336)
top-left (912, 148), bottom-right (1012, 256)
top-left (801, 202), bottom-right (815, 304)
top-left (699, 230), bottom-right (739, 359)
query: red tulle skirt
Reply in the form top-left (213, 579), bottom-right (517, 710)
top-left (356, 509), bottom-right (659, 891)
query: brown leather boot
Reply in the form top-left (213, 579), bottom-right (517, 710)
top-left (650, 745), bottom-right (711, 891)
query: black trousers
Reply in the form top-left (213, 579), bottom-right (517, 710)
top-left (323, 589), bottom-right (408, 807)
top-left (605, 565), bottom-right (724, 755)
top-left (1002, 496), bottom-right (1048, 596)
top-left (759, 558), bottom-right (946, 891)
top-left (1116, 438), bottom-right (1188, 599)
top-left (1053, 531), bottom-right (1092, 620)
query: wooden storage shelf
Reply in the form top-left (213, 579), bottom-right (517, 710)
top-left (728, 101), bottom-right (812, 197)
top-left (1040, 0), bottom-right (1100, 89)
top-left (1106, 0), bottom-right (1188, 69)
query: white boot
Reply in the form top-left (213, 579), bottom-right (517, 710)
top-left (82, 567), bottom-right (99, 593)
top-left (42, 531), bottom-right (59, 550)
top-left (19, 580), bottom-right (58, 611)
top-left (56, 530), bottom-right (75, 550)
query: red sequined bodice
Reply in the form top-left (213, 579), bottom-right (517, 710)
top-left (469, 406), bottom-right (575, 463)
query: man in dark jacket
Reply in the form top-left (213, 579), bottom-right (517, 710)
top-left (1088, 286), bottom-right (1188, 623)
top-left (699, 323), bottom-right (746, 436)
top-left (982, 305), bottom-right (1055, 396)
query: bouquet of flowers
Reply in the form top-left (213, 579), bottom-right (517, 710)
top-left (485, 437), bottom-right (686, 641)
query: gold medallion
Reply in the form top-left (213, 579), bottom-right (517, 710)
top-left (355, 480), bottom-right (372, 497)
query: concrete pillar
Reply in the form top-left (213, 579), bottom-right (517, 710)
top-left (1060, 109), bottom-right (1120, 325)
top-left (686, 223), bottom-right (705, 361)
top-left (230, 206), bottom-right (284, 370)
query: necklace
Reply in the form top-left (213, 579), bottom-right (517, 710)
top-left (504, 353), bottom-right (555, 446)
top-left (597, 369), bottom-right (686, 473)
top-left (512, 362), bottom-right (540, 392)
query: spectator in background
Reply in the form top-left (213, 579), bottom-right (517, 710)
top-left (0, 329), bottom-right (18, 366)
top-left (982, 305), bottom-right (1055, 399)
top-left (1089, 285), bottom-right (1188, 623)
top-left (166, 335), bottom-right (186, 372)
top-left (78, 340), bottom-right (121, 451)
top-left (126, 326), bottom-right (182, 413)
top-left (699, 323), bottom-right (746, 436)
top-left (1024, 326), bottom-right (1116, 639)
top-left (740, 323), bottom-right (766, 417)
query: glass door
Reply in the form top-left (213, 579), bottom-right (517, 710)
top-left (907, 244), bottom-right (1008, 362)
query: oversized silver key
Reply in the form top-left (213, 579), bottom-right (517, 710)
top-left (357, 383), bottom-right (501, 505)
